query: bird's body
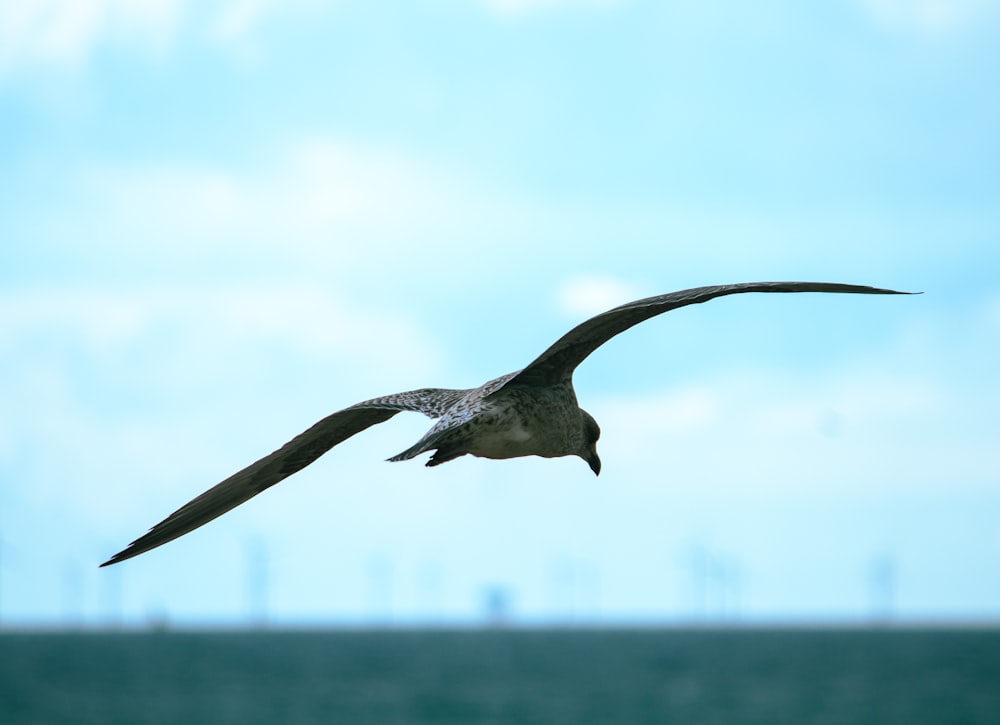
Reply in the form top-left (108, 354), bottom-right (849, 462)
top-left (387, 375), bottom-right (592, 466)
top-left (102, 281), bottom-right (914, 566)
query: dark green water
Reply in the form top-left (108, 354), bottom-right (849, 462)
top-left (1, 628), bottom-right (997, 724)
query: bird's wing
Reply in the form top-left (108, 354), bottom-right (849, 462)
top-left (101, 387), bottom-right (468, 566)
top-left (499, 282), bottom-right (915, 389)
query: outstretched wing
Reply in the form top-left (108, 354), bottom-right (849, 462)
top-left (101, 387), bottom-right (468, 566)
top-left (501, 282), bottom-right (915, 388)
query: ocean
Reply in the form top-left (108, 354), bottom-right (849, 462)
top-left (2, 628), bottom-right (997, 724)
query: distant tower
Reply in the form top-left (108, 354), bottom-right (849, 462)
top-left (417, 561), bottom-right (444, 623)
top-left (62, 560), bottom-right (84, 628)
top-left (712, 555), bottom-right (743, 622)
top-left (869, 552), bottom-right (897, 624)
top-left (548, 557), bottom-right (577, 624)
top-left (683, 542), bottom-right (710, 622)
top-left (102, 561), bottom-right (124, 629)
top-left (246, 538), bottom-right (269, 628)
top-left (365, 555), bottom-right (393, 625)
top-left (680, 541), bottom-right (743, 623)
top-left (576, 561), bottom-right (601, 624)
top-left (481, 585), bottom-right (513, 628)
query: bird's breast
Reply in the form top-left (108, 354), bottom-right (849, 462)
top-left (469, 419), bottom-right (536, 459)
top-left (465, 385), bottom-right (580, 460)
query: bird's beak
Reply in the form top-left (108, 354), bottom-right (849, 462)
top-left (585, 449), bottom-right (601, 476)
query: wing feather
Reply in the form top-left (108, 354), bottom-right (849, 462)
top-left (101, 388), bottom-right (467, 566)
top-left (502, 282), bottom-right (915, 388)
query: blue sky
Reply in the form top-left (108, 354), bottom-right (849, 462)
top-left (1, 0), bottom-right (998, 627)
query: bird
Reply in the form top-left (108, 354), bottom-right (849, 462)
top-left (101, 281), bottom-right (913, 566)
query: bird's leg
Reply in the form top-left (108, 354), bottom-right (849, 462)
top-left (426, 444), bottom-right (471, 467)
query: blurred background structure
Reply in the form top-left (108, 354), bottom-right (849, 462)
top-left (1, 0), bottom-right (998, 629)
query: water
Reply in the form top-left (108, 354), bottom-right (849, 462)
top-left (2, 628), bottom-right (997, 724)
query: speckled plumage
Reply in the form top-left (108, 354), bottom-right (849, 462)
top-left (102, 281), bottom-right (914, 565)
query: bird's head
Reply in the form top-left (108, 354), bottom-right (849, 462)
top-left (578, 409), bottom-right (602, 476)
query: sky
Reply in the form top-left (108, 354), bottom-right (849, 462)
top-left (1, 0), bottom-right (998, 628)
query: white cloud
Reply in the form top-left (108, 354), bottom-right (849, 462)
top-left (0, 282), bottom-right (443, 382)
top-left (585, 293), bottom-right (1000, 499)
top-left (277, 139), bottom-right (472, 234)
top-left (484, 0), bottom-right (625, 18)
top-left (214, 0), bottom-right (278, 43)
top-left (0, 281), bottom-right (447, 534)
top-left (64, 136), bottom-right (540, 281)
top-left (555, 275), bottom-right (642, 318)
top-left (80, 139), bottom-right (462, 239)
top-left (0, 0), bottom-right (311, 77)
top-left (0, 0), bottom-right (182, 74)
top-left (856, 0), bottom-right (998, 34)
top-left (593, 347), bottom-right (993, 498)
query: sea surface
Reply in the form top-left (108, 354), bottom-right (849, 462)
top-left (1, 627), bottom-right (997, 724)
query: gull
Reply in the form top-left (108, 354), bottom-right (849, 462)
top-left (101, 281), bottom-right (913, 565)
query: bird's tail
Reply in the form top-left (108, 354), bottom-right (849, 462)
top-left (386, 443), bottom-right (424, 463)
top-left (388, 438), bottom-right (469, 467)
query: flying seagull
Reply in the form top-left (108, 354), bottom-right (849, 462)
top-left (101, 281), bottom-right (913, 566)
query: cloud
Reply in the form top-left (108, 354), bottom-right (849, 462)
top-left (484, 0), bottom-right (625, 18)
top-left (554, 275), bottom-right (642, 318)
top-left (592, 323), bottom-right (996, 498)
top-left (0, 0), bottom-right (181, 75)
top-left (51, 136), bottom-right (570, 289)
top-left (0, 0), bottom-right (311, 77)
top-left (214, 0), bottom-right (279, 43)
top-left (0, 282), bottom-right (444, 387)
top-left (0, 282), bottom-right (445, 509)
top-left (78, 138), bottom-right (481, 245)
top-left (856, 0), bottom-right (999, 34)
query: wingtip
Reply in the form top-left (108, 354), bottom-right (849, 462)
top-left (100, 544), bottom-right (141, 567)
